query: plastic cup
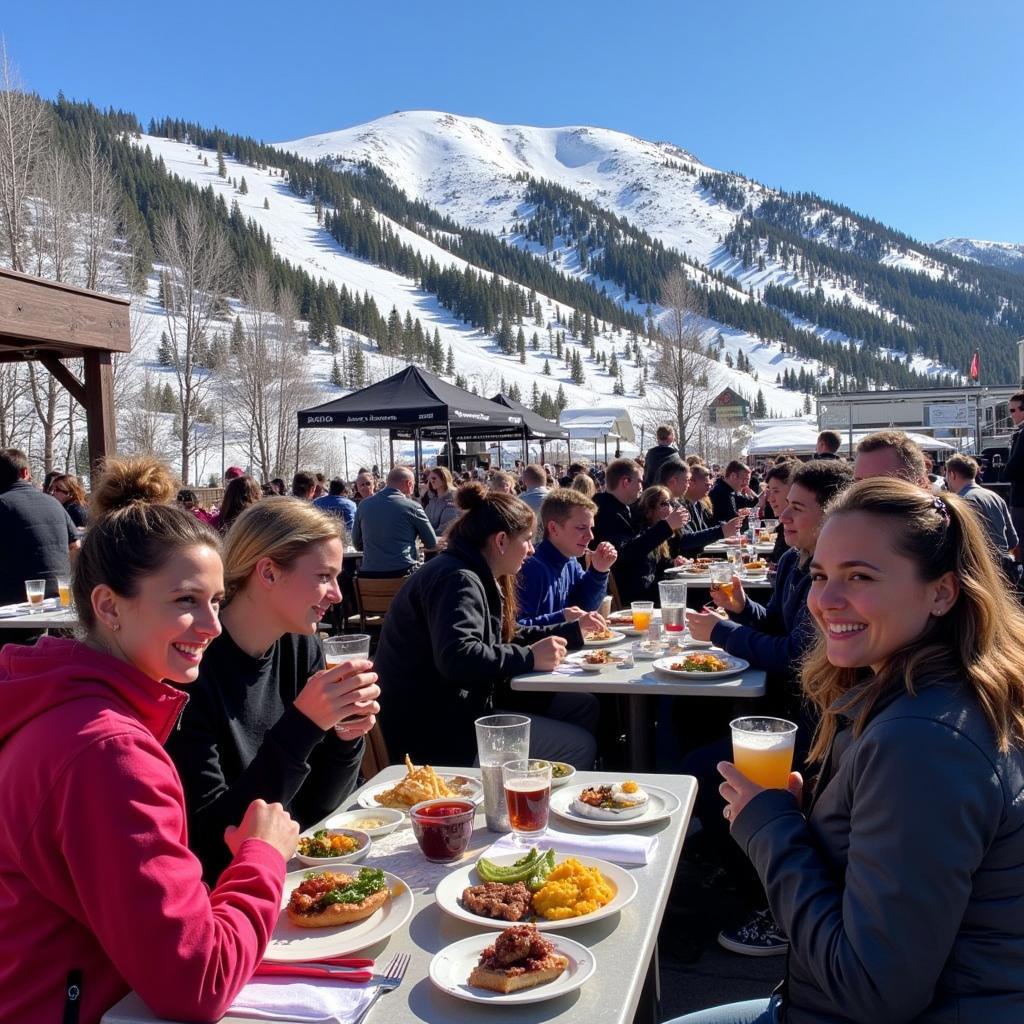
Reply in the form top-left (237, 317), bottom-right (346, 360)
top-left (598, 595), bottom-right (613, 619)
top-left (709, 562), bottom-right (734, 599)
top-left (25, 579), bottom-right (45, 612)
top-left (503, 759), bottom-right (551, 841)
top-left (56, 575), bottom-right (72, 609)
top-left (475, 714), bottom-right (530, 833)
top-left (322, 634), bottom-right (370, 669)
top-left (658, 581), bottom-right (688, 634)
top-left (730, 717), bottom-right (798, 789)
top-left (631, 601), bottom-right (654, 633)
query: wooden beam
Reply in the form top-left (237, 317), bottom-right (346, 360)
top-left (83, 350), bottom-right (117, 485)
top-left (0, 267), bottom-right (130, 354)
top-left (38, 354), bottom-right (87, 406)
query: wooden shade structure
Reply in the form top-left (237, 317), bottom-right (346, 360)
top-left (0, 267), bottom-right (130, 483)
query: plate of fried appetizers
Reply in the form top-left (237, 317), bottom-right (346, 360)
top-left (264, 865), bottom-right (414, 962)
top-left (430, 925), bottom-right (596, 1005)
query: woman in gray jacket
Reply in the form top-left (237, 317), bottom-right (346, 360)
top-left (675, 478), bottom-right (1024, 1023)
top-left (423, 465), bottom-right (460, 533)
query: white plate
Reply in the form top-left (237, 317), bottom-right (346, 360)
top-left (322, 807), bottom-right (405, 838)
top-left (564, 650), bottom-right (628, 672)
top-left (608, 610), bottom-right (662, 636)
top-left (582, 629), bottom-right (626, 648)
top-left (632, 642), bottom-right (669, 661)
top-left (265, 866), bottom-right (414, 962)
top-left (549, 784), bottom-right (681, 829)
top-left (357, 775), bottom-right (483, 812)
top-left (435, 852), bottom-right (637, 931)
top-left (295, 828), bottom-right (372, 867)
top-left (429, 933), bottom-right (596, 1005)
top-left (652, 653), bottom-right (748, 680)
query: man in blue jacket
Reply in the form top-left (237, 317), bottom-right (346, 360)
top-left (518, 489), bottom-right (617, 627)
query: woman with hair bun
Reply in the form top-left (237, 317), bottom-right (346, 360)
top-left (0, 457), bottom-right (298, 1024)
top-left (375, 482), bottom-right (598, 768)
top-left (675, 478), bottom-right (1024, 1024)
top-left (167, 497), bottom-right (380, 882)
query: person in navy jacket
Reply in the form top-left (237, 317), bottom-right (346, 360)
top-left (517, 488), bottom-right (617, 627)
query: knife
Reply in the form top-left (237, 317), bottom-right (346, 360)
top-left (261, 957), bottom-right (373, 968)
top-left (254, 964), bottom-right (373, 982)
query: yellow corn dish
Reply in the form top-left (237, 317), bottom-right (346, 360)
top-left (532, 858), bottom-right (615, 920)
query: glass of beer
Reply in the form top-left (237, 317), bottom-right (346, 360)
top-left (25, 579), bottom-right (46, 613)
top-left (502, 759), bottom-right (551, 841)
top-left (322, 635), bottom-right (372, 734)
top-left (631, 601), bottom-right (654, 632)
top-left (658, 581), bottom-right (688, 634)
top-left (56, 575), bottom-right (72, 610)
top-left (709, 562), bottom-right (734, 600)
top-left (730, 717), bottom-right (798, 789)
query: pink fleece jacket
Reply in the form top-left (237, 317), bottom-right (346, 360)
top-left (0, 636), bottom-right (286, 1024)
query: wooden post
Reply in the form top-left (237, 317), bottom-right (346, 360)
top-left (83, 351), bottom-right (116, 486)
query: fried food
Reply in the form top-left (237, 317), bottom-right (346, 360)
top-left (461, 881), bottom-right (533, 921)
top-left (468, 925), bottom-right (568, 994)
top-left (574, 781), bottom-right (650, 820)
top-left (286, 869), bottom-right (390, 928)
top-left (374, 755), bottom-right (458, 809)
top-left (531, 858), bottom-right (614, 920)
top-left (583, 649), bottom-right (613, 664)
top-left (584, 627), bottom-right (615, 641)
top-left (670, 653), bottom-right (730, 673)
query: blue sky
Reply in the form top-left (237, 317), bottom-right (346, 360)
top-left (5, 0), bottom-right (1022, 243)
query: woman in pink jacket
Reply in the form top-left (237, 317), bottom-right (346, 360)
top-left (0, 457), bottom-right (298, 1024)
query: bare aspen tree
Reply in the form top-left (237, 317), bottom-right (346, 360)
top-left (25, 362), bottom-right (66, 474)
top-left (0, 41), bottom-right (49, 272)
top-left (235, 266), bottom-right (276, 479)
top-left (30, 145), bottom-right (78, 281)
top-left (271, 287), bottom-right (314, 476)
top-left (78, 129), bottom-right (120, 290)
top-left (157, 200), bottom-right (232, 483)
top-left (0, 363), bottom-right (27, 448)
top-left (648, 268), bottom-right (719, 455)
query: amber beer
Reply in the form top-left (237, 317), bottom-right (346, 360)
top-left (730, 717), bottom-right (798, 790)
top-left (502, 759), bottom-right (552, 840)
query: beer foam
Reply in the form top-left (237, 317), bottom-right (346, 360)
top-left (734, 731), bottom-right (793, 751)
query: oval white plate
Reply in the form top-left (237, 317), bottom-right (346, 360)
top-left (295, 828), bottom-right (372, 867)
top-left (322, 807), bottom-right (405, 838)
top-left (430, 932), bottom-right (596, 1005)
top-left (652, 653), bottom-right (748, 679)
top-left (582, 629), bottom-right (626, 648)
top-left (564, 650), bottom-right (628, 672)
top-left (549, 784), bottom-right (681, 830)
top-left (434, 852), bottom-right (637, 931)
top-left (357, 775), bottom-right (483, 812)
top-left (265, 865), bottom-right (414, 962)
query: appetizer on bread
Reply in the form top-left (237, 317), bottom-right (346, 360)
top-left (286, 868), bottom-right (390, 928)
top-left (468, 925), bottom-right (569, 994)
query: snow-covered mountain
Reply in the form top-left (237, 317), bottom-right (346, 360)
top-left (932, 237), bottom-right (1024, 274)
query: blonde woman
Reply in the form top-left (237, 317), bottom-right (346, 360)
top-left (488, 470), bottom-right (516, 494)
top-left (424, 464), bottom-right (460, 532)
top-left (570, 472), bottom-right (596, 498)
top-left (167, 497), bottom-right (380, 882)
top-left (686, 479), bottom-right (1024, 1024)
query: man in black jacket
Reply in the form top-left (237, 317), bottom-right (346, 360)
top-left (709, 460), bottom-right (759, 524)
top-left (642, 424), bottom-right (679, 488)
top-left (659, 460), bottom-right (740, 555)
top-left (594, 457), bottom-right (686, 603)
top-left (1003, 391), bottom-right (1024, 544)
top-left (812, 430), bottom-right (842, 460)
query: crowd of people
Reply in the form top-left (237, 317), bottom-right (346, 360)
top-left (1, 398), bottom-right (1023, 1023)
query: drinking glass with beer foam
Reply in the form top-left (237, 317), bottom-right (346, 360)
top-left (25, 579), bottom-right (45, 613)
top-left (56, 575), bottom-right (72, 609)
top-left (322, 634), bottom-right (372, 732)
top-left (730, 717), bottom-right (798, 790)
top-left (709, 562), bottom-right (734, 600)
top-left (502, 758), bottom-right (551, 842)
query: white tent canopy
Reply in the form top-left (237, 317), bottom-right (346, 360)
top-left (746, 420), bottom-right (956, 457)
top-left (558, 407), bottom-right (636, 443)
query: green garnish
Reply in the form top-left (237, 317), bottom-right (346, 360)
top-left (317, 868), bottom-right (387, 907)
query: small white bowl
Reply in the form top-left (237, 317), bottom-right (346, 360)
top-left (322, 807), bottom-right (405, 838)
top-left (295, 827), bottom-right (372, 867)
top-left (549, 762), bottom-right (577, 789)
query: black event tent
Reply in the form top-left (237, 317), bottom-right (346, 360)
top-left (486, 393), bottom-right (568, 464)
top-left (297, 366), bottom-right (527, 469)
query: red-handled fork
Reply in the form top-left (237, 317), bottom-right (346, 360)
top-left (254, 963), bottom-right (373, 982)
top-left (261, 956), bottom-right (374, 968)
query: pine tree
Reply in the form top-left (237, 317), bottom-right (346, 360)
top-left (543, 358), bottom-right (551, 376)
top-left (571, 350), bottom-right (585, 385)
top-left (508, 382), bottom-right (522, 403)
top-left (754, 389), bottom-right (767, 418)
top-left (230, 315), bottom-right (244, 357)
top-left (158, 331), bottom-right (172, 366)
top-left (531, 381), bottom-right (540, 411)
top-left (216, 145), bottom-right (227, 178)
top-left (263, 197), bottom-right (269, 209)
top-left (637, 375), bottom-right (646, 397)
top-left (555, 385), bottom-right (568, 414)
top-left (517, 328), bottom-right (526, 364)
top-left (348, 335), bottom-right (366, 388)
top-left (445, 345), bottom-right (456, 376)
top-left (330, 357), bottom-right (343, 387)
top-left (531, 331), bottom-right (539, 351)
top-left (239, 176), bottom-right (248, 195)
top-left (609, 350), bottom-right (619, 376)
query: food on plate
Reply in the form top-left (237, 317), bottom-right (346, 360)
top-left (532, 858), bottom-right (614, 920)
top-left (582, 649), bottom-right (618, 665)
top-left (608, 610), bottom-right (633, 625)
top-left (743, 560), bottom-right (767, 572)
top-left (583, 627), bottom-right (615, 641)
top-left (297, 829), bottom-right (362, 859)
top-left (550, 762), bottom-right (573, 779)
top-left (461, 881), bottom-right (533, 921)
top-left (476, 848), bottom-right (555, 892)
top-left (350, 816), bottom-right (387, 830)
top-left (286, 869), bottom-right (390, 928)
top-left (573, 781), bottom-right (650, 820)
top-left (670, 653), bottom-right (730, 673)
top-left (374, 754), bottom-right (458, 808)
top-left (468, 925), bottom-right (569, 994)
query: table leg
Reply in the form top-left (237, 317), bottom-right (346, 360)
top-left (626, 693), bottom-right (655, 772)
top-left (632, 943), bottom-right (660, 1024)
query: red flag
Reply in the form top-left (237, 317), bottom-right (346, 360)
top-left (969, 350), bottom-right (980, 381)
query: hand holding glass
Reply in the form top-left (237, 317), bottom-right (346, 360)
top-left (322, 635), bottom-right (373, 732)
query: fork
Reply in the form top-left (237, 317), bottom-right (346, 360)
top-left (352, 952), bottom-right (410, 1024)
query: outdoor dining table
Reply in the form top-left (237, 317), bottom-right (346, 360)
top-left (512, 640), bottom-right (766, 772)
top-left (102, 765), bottom-right (697, 1024)
top-left (702, 540), bottom-right (775, 556)
top-left (0, 604), bottom-right (79, 631)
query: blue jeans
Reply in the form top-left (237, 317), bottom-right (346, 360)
top-left (666, 995), bottom-right (781, 1024)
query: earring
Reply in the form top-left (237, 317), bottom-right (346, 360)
top-left (111, 622), bottom-right (120, 632)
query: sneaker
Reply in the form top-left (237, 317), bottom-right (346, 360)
top-left (717, 909), bottom-right (789, 957)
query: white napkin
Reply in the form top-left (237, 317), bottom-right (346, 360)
top-left (485, 826), bottom-right (658, 866)
top-left (228, 978), bottom-right (376, 1024)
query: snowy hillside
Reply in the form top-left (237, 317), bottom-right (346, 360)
top-left (933, 237), bottom-right (1024, 274)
